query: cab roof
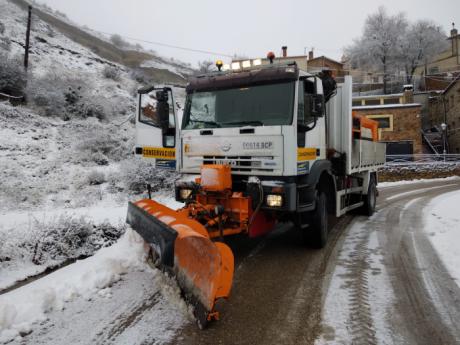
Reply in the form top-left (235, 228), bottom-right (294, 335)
top-left (186, 62), bottom-right (308, 93)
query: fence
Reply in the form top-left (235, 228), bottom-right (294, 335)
top-left (385, 154), bottom-right (460, 166)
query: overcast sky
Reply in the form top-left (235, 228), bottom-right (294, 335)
top-left (37, 0), bottom-right (459, 67)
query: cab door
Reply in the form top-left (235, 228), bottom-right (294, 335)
top-left (135, 86), bottom-right (178, 171)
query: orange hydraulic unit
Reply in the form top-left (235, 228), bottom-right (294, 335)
top-left (126, 164), bottom-right (275, 328)
top-left (352, 112), bottom-right (379, 141)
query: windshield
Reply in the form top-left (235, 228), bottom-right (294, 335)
top-left (182, 82), bottom-right (295, 129)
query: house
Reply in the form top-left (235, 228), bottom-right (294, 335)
top-left (233, 47), bottom-right (346, 78)
top-left (428, 74), bottom-right (460, 153)
top-left (415, 23), bottom-right (460, 91)
top-left (352, 89), bottom-right (423, 155)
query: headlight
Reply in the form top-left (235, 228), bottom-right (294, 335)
top-left (180, 189), bottom-right (193, 200)
top-left (266, 194), bottom-right (283, 207)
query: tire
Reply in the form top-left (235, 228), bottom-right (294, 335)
top-left (362, 176), bottom-right (377, 217)
top-left (310, 191), bottom-right (329, 249)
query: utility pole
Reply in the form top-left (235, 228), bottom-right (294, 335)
top-left (24, 5), bottom-right (32, 70)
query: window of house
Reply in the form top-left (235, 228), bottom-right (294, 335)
top-left (366, 114), bottom-right (394, 132)
top-left (364, 99), bottom-right (380, 106)
top-left (429, 66), bottom-right (440, 74)
top-left (352, 100), bottom-right (362, 107)
top-left (383, 98), bottom-right (400, 105)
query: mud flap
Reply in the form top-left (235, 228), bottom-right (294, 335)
top-left (126, 199), bottom-right (234, 323)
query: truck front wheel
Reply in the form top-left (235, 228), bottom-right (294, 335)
top-left (309, 191), bottom-right (328, 248)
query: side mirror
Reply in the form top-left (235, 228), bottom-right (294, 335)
top-left (312, 94), bottom-right (325, 117)
top-left (156, 90), bottom-right (170, 132)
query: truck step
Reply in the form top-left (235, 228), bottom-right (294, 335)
top-left (297, 203), bottom-right (314, 213)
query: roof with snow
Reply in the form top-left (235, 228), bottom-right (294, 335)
top-left (352, 103), bottom-right (421, 110)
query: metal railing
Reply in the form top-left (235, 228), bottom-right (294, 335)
top-left (385, 154), bottom-right (460, 165)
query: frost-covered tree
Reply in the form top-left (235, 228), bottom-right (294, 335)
top-left (197, 60), bottom-right (214, 74)
top-left (399, 20), bottom-right (448, 83)
top-left (345, 7), bottom-right (408, 94)
top-left (346, 7), bottom-right (449, 92)
top-left (110, 34), bottom-right (129, 49)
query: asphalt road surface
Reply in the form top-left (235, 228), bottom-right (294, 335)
top-left (172, 179), bottom-right (460, 345)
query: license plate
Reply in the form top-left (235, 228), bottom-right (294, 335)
top-left (216, 159), bottom-right (237, 166)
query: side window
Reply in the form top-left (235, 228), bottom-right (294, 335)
top-left (138, 89), bottom-right (176, 148)
top-left (297, 81), bottom-right (305, 124)
top-left (304, 79), bottom-right (316, 124)
top-left (139, 90), bottom-right (175, 129)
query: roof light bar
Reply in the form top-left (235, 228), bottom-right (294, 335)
top-left (231, 62), bottom-right (241, 70)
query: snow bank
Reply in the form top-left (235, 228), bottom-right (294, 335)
top-left (378, 175), bottom-right (460, 188)
top-left (0, 229), bottom-right (147, 343)
top-left (424, 190), bottom-right (460, 287)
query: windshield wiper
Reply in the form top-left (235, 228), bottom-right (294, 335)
top-left (189, 119), bottom-right (221, 128)
top-left (220, 120), bottom-right (263, 127)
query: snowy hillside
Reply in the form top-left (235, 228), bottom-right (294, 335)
top-left (0, 0), bottom-right (189, 342)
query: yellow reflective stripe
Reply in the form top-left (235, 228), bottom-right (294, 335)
top-left (142, 147), bottom-right (176, 160)
top-left (297, 148), bottom-right (317, 161)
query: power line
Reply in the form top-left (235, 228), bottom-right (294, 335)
top-left (94, 30), bottom-right (234, 58)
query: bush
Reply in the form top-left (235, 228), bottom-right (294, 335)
top-left (0, 215), bottom-right (126, 267)
top-left (110, 34), bottom-right (130, 49)
top-left (119, 158), bottom-right (179, 193)
top-left (0, 36), bottom-right (10, 52)
top-left (102, 65), bottom-right (120, 81)
top-left (27, 72), bottom-right (112, 120)
top-left (0, 54), bottom-right (27, 97)
top-left (90, 152), bottom-right (109, 166)
top-left (26, 72), bottom-right (78, 117)
top-left (0, 22), bottom-right (5, 35)
top-left (76, 132), bottom-right (130, 164)
top-left (86, 170), bottom-right (106, 185)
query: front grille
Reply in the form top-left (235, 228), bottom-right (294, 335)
top-left (201, 155), bottom-right (275, 172)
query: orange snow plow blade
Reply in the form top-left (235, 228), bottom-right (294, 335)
top-left (126, 199), bottom-right (234, 326)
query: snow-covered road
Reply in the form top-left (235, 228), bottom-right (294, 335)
top-left (317, 179), bottom-right (460, 345)
top-left (2, 178), bottom-right (460, 345)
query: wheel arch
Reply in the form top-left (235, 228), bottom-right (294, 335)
top-left (307, 160), bottom-right (337, 215)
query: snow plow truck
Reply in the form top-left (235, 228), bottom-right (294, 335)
top-left (126, 56), bottom-right (386, 328)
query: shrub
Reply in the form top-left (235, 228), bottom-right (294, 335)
top-left (110, 34), bottom-right (129, 49)
top-left (119, 158), bottom-right (179, 193)
top-left (26, 72), bottom-right (77, 117)
top-left (0, 54), bottom-right (27, 97)
top-left (90, 152), bottom-right (109, 166)
top-left (102, 65), bottom-right (120, 81)
top-left (27, 72), bottom-right (113, 120)
top-left (86, 170), bottom-right (106, 185)
top-left (0, 21), bottom-right (5, 35)
top-left (0, 36), bottom-right (10, 52)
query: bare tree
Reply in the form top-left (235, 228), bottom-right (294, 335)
top-left (399, 20), bottom-right (448, 83)
top-left (197, 60), bottom-right (214, 74)
top-left (345, 7), bottom-right (408, 94)
top-left (346, 7), bottom-right (449, 93)
top-left (110, 34), bottom-right (129, 49)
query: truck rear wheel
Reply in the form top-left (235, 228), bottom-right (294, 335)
top-left (361, 176), bottom-right (377, 216)
top-left (309, 191), bottom-right (328, 249)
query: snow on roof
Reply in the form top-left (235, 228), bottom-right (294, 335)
top-left (352, 103), bottom-right (421, 110)
top-left (353, 93), bottom-right (403, 99)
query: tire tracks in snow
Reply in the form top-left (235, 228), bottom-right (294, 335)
top-left (345, 231), bottom-right (378, 345)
